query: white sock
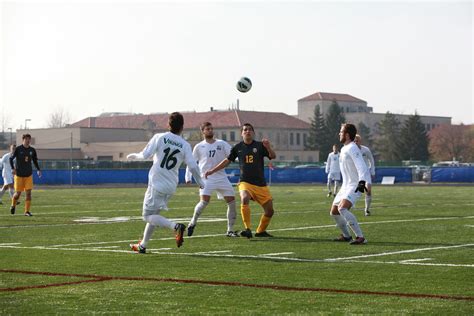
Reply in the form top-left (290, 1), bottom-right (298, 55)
top-left (333, 181), bottom-right (339, 195)
top-left (190, 200), bottom-right (208, 226)
top-left (140, 223), bottom-right (156, 248)
top-left (339, 208), bottom-right (364, 237)
top-left (144, 214), bottom-right (176, 230)
top-left (226, 200), bottom-right (236, 232)
top-left (331, 214), bottom-right (351, 237)
top-left (9, 188), bottom-right (14, 198)
top-left (365, 195), bottom-right (372, 212)
top-left (0, 189), bottom-right (5, 199)
top-left (327, 181), bottom-right (332, 193)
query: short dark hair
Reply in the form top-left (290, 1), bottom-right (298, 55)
top-left (200, 122), bottom-right (212, 132)
top-left (343, 123), bottom-right (357, 141)
top-left (22, 134), bottom-right (31, 140)
top-left (241, 123), bottom-right (254, 132)
top-left (168, 112), bottom-right (184, 134)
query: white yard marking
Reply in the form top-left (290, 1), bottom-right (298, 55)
top-left (260, 252), bottom-right (295, 256)
top-left (324, 244), bottom-right (474, 261)
top-left (399, 258), bottom-right (433, 263)
top-left (194, 250), bottom-right (233, 254)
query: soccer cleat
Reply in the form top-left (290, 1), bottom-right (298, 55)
top-left (240, 229), bottom-right (253, 239)
top-left (24, 211), bottom-right (33, 217)
top-left (255, 231), bottom-right (274, 237)
top-left (130, 241), bottom-right (146, 254)
top-left (350, 237), bottom-right (367, 245)
top-left (175, 223), bottom-right (185, 248)
top-left (226, 231), bottom-right (240, 237)
top-left (10, 206), bottom-right (15, 215)
top-left (16, 201), bottom-right (21, 205)
top-left (326, 192), bottom-right (332, 197)
top-left (187, 224), bottom-right (196, 237)
top-left (333, 234), bottom-right (353, 242)
top-left (364, 210), bottom-right (371, 216)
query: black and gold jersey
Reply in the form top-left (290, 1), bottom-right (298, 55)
top-left (10, 145), bottom-right (40, 177)
top-left (227, 140), bottom-right (270, 186)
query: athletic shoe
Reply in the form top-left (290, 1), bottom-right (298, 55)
top-left (226, 231), bottom-right (240, 237)
top-left (255, 231), bottom-right (274, 237)
top-left (130, 241), bottom-right (146, 254)
top-left (333, 234), bottom-right (353, 242)
top-left (364, 210), bottom-right (371, 216)
top-left (326, 192), bottom-right (332, 197)
top-left (175, 223), bottom-right (186, 248)
top-left (240, 229), bottom-right (253, 239)
top-left (349, 237), bottom-right (367, 245)
top-left (16, 201), bottom-right (21, 205)
top-left (24, 211), bottom-right (33, 217)
top-left (187, 224), bottom-right (196, 237)
top-left (10, 206), bottom-right (15, 215)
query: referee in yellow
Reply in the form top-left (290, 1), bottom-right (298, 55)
top-left (10, 134), bottom-right (42, 216)
top-left (205, 123), bottom-right (276, 238)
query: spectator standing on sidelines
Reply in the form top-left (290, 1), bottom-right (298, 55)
top-left (0, 144), bottom-right (16, 205)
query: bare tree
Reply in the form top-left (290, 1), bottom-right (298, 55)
top-left (47, 106), bottom-right (71, 128)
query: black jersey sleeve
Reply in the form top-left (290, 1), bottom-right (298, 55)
top-left (227, 143), bottom-right (239, 162)
top-left (32, 148), bottom-right (40, 171)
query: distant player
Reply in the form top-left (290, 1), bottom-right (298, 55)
top-left (355, 134), bottom-right (375, 216)
top-left (185, 122), bottom-right (238, 237)
top-left (0, 144), bottom-right (16, 204)
top-left (205, 123), bottom-right (276, 238)
top-left (127, 112), bottom-right (205, 253)
top-left (330, 124), bottom-right (371, 245)
top-left (325, 144), bottom-right (341, 197)
top-left (10, 134), bottom-right (42, 216)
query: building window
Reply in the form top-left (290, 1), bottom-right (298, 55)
top-left (294, 156), bottom-right (299, 161)
top-left (259, 132), bottom-right (263, 140)
top-left (276, 132), bottom-right (281, 145)
top-left (119, 152), bottom-right (124, 158)
top-left (303, 133), bottom-right (307, 146)
top-left (432, 123), bottom-right (436, 129)
top-left (222, 132), bottom-right (227, 141)
top-left (296, 133), bottom-right (300, 145)
top-left (290, 133), bottom-right (294, 145)
top-left (230, 131), bottom-right (235, 141)
top-left (279, 155), bottom-right (285, 160)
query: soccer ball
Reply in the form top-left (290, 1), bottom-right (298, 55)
top-left (236, 77), bottom-right (252, 93)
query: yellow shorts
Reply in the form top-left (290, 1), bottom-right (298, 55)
top-left (238, 182), bottom-right (272, 206)
top-left (14, 175), bottom-right (33, 192)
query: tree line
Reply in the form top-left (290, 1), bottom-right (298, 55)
top-left (305, 100), bottom-right (473, 163)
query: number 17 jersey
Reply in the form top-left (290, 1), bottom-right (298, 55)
top-left (140, 131), bottom-right (196, 195)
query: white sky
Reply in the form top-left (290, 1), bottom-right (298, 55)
top-left (1, 0), bottom-right (472, 130)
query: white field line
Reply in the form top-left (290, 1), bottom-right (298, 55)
top-left (194, 250), bottom-right (232, 254)
top-left (399, 258), bottom-right (433, 263)
top-left (260, 252), bottom-right (295, 256)
top-left (324, 244), bottom-right (474, 261)
top-left (0, 244), bottom-right (472, 268)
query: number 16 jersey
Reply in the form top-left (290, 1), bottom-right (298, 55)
top-left (140, 132), bottom-right (197, 195)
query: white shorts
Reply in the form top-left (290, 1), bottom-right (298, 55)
top-left (332, 186), bottom-right (361, 208)
top-left (3, 174), bottom-right (13, 186)
top-left (327, 172), bottom-right (341, 181)
top-left (142, 186), bottom-right (172, 217)
top-left (200, 177), bottom-right (235, 200)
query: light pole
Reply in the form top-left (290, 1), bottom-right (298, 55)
top-left (25, 119), bottom-right (31, 129)
top-left (7, 128), bottom-right (12, 144)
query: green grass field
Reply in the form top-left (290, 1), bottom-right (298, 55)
top-left (1, 185), bottom-right (473, 315)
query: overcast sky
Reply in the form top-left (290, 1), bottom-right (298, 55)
top-left (1, 0), bottom-right (472, 130)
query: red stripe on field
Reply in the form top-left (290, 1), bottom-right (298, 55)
top-left (1, 269), bottom-right (472, 301)
top-left (0, 278), bottom-right (109, 292)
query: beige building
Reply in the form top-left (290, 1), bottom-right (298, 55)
top-left (17, 110), bottom-right (319, 162)
top-left (297, 92), bottom-right (451, 134)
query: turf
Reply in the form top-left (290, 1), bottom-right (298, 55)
top-left (0, 185), bottom-right (473, 314)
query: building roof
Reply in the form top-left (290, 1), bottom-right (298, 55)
top-left (71, 110), bottom-right (310, 130)
top-left (298, 92), bottom-right (366, 103)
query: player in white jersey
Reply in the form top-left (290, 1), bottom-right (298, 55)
top-left (355, 134), bottom-right (375, 216)
top-left (0, 144), bottom-right (16, 204)
top-left (127, 112), bottom-right (205, 254)
top-left (325, 144), bottom-right (341, 197)
top-left (185, 122), bottom-right (238, 237)
top-left (330, 124), bottom-right (371, 245)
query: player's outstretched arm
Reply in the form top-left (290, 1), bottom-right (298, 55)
top-left (262, 139), bottom-right (276, 159)
top-left (205, 158), bottom-right (231, 178)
